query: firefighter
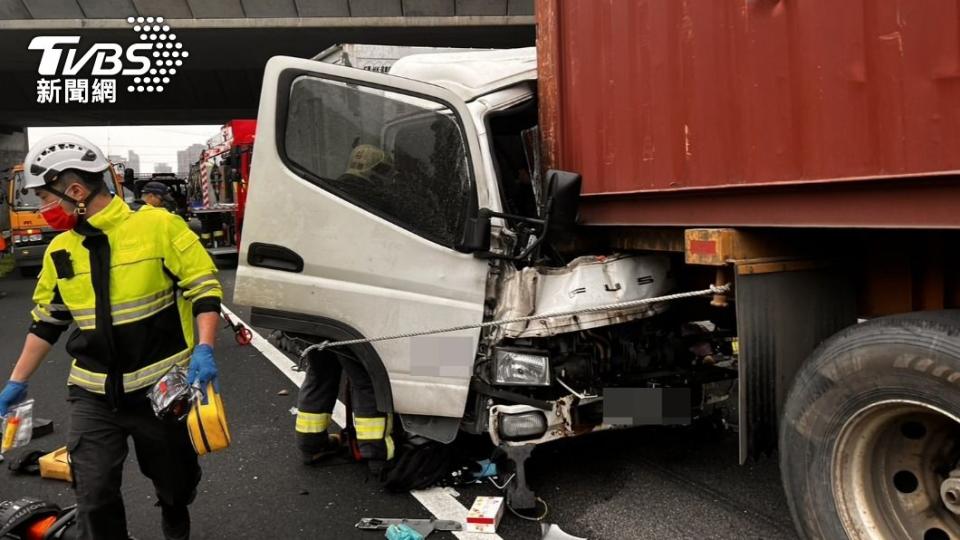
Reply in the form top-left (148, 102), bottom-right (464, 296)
top-left (337, 144), bottom-right (396, 185)
top-left (140, 181), bottom-right (176, 211)
top-left (296, 347), bottom-right (393, 473)
top-left (0, 134), bottom-right (223, 540)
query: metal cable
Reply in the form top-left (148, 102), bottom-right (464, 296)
top-left (299, 283), bottom-right (730, 358)
top-left (507, 497), bottom-right (549, 522)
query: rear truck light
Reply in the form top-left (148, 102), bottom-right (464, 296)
top-left (498, 411), bottom-right (548, 441)
top-left (493, 348), bottom-right (550, 386)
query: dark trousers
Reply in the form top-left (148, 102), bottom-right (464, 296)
top-left (296, 349), bottom-right (391, 460)
top-left (67, 392), bottom-right (201, 540)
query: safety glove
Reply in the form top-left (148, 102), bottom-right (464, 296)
top-left (0, 381), bottom-right (28, 417)
top-left (187, 344), bottom-right (219, 400)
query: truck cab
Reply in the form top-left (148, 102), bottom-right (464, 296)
top-left (237, 49), bottom-right (539, 419)
top-left (5, 164), bottom-right (56, 274)
top-left (236, 49), bottom-right (735, 509)
top-left (5, 163), bottom-right (127, 275)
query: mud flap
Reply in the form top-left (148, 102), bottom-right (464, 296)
top-left (735, 263), bottom-right (856, 462)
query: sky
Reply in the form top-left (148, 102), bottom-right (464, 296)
top-left (28, 125), bottom-right (221, 174)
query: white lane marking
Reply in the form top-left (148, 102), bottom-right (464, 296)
top-left (224, 306), bottom-right (496, 536)
top-left (410, 487), bottom-right (504, 540)
top-left (221, 305), bottom-right (345, 426)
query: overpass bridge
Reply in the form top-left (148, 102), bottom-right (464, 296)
top-left (0, 0), bottom-right (535, 163)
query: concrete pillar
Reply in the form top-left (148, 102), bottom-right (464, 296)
top-left (0, 130), bottom-right (26, 239)
top-left (0, 130), bottom-right (27, 176)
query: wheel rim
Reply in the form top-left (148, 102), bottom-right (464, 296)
top-left (833, 400), bottom-right (960, 540)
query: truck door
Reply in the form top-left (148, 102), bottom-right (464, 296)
top-left (236, 56), bottom-right (492, 418)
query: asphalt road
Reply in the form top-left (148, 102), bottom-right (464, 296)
top-left (0, 266), bottom-right (797, 540)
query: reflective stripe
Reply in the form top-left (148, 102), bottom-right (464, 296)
top-left (112, 288), bottom-right (175, 312)
top-left (67, 361), bottom-right (106, 393)
top-left (296, 412), bottom-right (332, 434)
top-left (385, 435), bottom-right (395, 460)
top-left (183, 274), bottom-right (217, 290)
top-left (32, 306), bottom-right (70, 325)
top-left (75, 318), bottom-right (95, 330)
top-left (385, 415), bottom-right (394, 459)
top-left (66, 349), bottom-right (192, 394)
top-left (72, 295), bottom-right (176, 330)
top-left (112, 297), bottom-right (175, 325)
top-left (354, 416), bottom-right (387, 440)
top-left (122, 349), bottom-right (192, 391)
top-left (71, 288), bottom-right (174, 318)
top-left (185, 283), bottom-right (219, 299)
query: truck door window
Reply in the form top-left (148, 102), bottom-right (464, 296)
top-left (12, 172), bottom-right (41, 210)
top-left (282, 76), bottom-right (472, 249)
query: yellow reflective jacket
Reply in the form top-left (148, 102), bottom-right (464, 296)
top-left (30, 196), bottom-right (222, 406)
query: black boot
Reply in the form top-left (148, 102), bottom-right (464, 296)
top-left (300, 432), bottom-right (342, 465)
top-left (160, 503), bottom-right (190, 540)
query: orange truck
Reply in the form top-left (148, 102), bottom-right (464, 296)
top-left (4, 163), bottom-right (126, 275)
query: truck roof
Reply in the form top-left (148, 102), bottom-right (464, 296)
top-left (388, 47), bottom-right (536, 101)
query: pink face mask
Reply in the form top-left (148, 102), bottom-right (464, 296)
top-left (40, 200), bottom-right (78, 231)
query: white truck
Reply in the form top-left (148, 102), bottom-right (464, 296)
top-left (234, 48), bottom-right (736, 510)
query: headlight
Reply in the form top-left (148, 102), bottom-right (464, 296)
top-left (499, 411), bottom-right (548, 441)
top-left (28, 234), bottom-right (42, 242)
top-left (11, 235), bottom-right (22, 243)
top-left (493, 348), bottom-right (550, 386)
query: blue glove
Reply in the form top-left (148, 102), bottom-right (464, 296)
top-left (188, 344), bottom-right (218, 398)
top-left (385, 524), bottom-right (424, 540)
top-left (0, 380), bottom-right (28, 417)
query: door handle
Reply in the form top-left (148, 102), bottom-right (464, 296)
top-left (247, 242), bottom-right (303, 273)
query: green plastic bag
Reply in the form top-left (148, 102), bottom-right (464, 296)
top-left (385, 524), bottom-right (424, 540)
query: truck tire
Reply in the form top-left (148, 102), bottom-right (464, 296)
top-left (780, 311), bottom-right (960, 540)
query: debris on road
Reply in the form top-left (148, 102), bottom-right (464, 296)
top-left (355, 517), bottom-right (462, 538)
top-left (277, 389), bottom-right (289, 396)
top-left (384, 523), bottom-right (424, 540)
top-left (38, 447), bottom-right (72, 482)
top-left (221, 307), bottom-right (253, 346)
top-left (466, 496), bottom-right (504, 534)
top-left (8, 449), bottom-right (45, 476)
top-left (2, 399), bottom-right (34, 453)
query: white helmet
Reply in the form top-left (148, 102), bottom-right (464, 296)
top-left (23, 133), bottom-right (110, 190)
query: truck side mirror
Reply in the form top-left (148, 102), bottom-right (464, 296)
top-left (459, 215), bottom-right (491, 253)
top-left (545, 169), bottom-right (581, 235)
top-left (124, 168), bottom-right (135, 183)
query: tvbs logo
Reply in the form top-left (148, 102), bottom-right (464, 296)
top-left (28, 16), bottom-right (188, 104)
top-left (30, 36), bottom-right (152, 76)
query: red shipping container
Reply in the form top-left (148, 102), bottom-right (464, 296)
top-left (537, 0), bottom-right (960, 228)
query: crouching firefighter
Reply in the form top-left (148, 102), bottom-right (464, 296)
top-left (0, 134), bottom-right (223, 540)
top-left (296, 347), bottom-right (394, 473)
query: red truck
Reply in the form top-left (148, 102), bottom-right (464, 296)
top-left (235, 3), bottom-right (960, 537)
top-left (191, 119), bottom-right (255, 257)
